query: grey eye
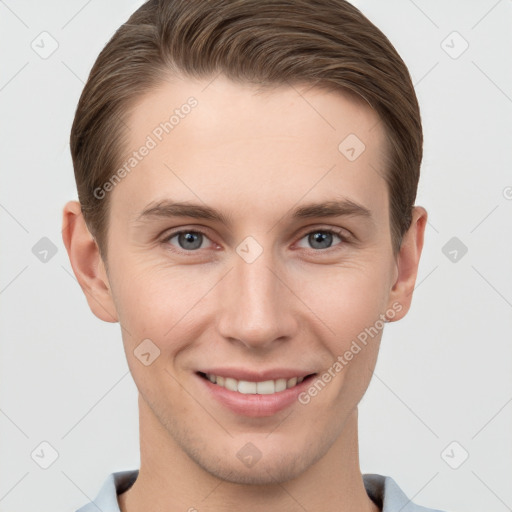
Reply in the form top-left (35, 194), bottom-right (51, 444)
top-left (296, 230), bottom-right (343, 250)
top-left (168, 231), bottom-right (208, 251)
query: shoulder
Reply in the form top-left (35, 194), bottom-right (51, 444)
top-left (75, 470), bottom-right (139, 512)
top-left (363, 473), bottom-right (450, 512)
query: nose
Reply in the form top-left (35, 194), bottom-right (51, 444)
top-left (216, 241), bottom-right (298, 350)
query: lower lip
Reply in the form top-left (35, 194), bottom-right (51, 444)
top-left (197, 373), bottom-right (316, 417)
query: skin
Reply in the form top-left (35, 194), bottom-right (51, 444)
top-left (62, 74), bottom-right (427, 512)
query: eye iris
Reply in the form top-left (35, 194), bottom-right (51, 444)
top-left (179, 232), bottom-right (202, 250)
top-left (309, 231), bottom-right (333, 249)
top-left (173, 231), bottom-right (338, 251)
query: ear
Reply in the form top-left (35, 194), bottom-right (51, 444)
top-left (386, 206), bottom-right (428, 322)
top-left (61, 200), bottom-right (118, 323)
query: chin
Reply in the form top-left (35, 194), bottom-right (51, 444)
top-left (199, 455), bottom-right (306, 486)
top-left (187, 437), bottom-right (330, 486)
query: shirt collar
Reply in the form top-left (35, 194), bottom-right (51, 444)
top-left (77, 469), bottom-right (440, 512)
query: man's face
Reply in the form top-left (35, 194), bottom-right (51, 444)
top-left (103, 75), bottom-right (400, 483)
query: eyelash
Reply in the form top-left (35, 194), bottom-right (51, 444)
top-left (160, 226), bottom-right (351, 255)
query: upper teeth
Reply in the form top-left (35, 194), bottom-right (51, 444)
top-left (206, 374), bottom-right (305, 394)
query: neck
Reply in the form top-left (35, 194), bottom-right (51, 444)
top-left (118, 396), bottom-right (379, 512)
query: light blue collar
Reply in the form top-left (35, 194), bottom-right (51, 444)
top-left (76, 469), bottom-right (446, 512)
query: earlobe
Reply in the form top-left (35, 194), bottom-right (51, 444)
top-left (61, 200), bottom-right (118, 323)
top-left (386, 206), bottom-right (428, 322)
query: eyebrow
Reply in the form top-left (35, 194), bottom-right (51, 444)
top-left (134, 198), bottom-right (373, 226)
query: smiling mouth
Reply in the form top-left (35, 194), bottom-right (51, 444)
top-left (197, 371), bottom-right (317, 395)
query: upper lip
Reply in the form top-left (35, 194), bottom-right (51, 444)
top-left (197, 368), bottom-right (317, 382)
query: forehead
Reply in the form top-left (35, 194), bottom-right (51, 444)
top-left (111, 74), bottom-right (389, 225)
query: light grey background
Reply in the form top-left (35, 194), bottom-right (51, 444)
top-left (1, 1), bottom-right (511, 511)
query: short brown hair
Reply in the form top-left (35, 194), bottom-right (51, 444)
top-left (70, 0), bottom-right (422, 259)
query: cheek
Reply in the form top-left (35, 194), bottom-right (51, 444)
top-left (298, 259), bottom-right (390, 343)
top-left (297, 267), bottom-right (387, 411)
top-left (108, 255), bottom-right (218, 344)
top-left (108, 241), bottom-right (392, 361)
